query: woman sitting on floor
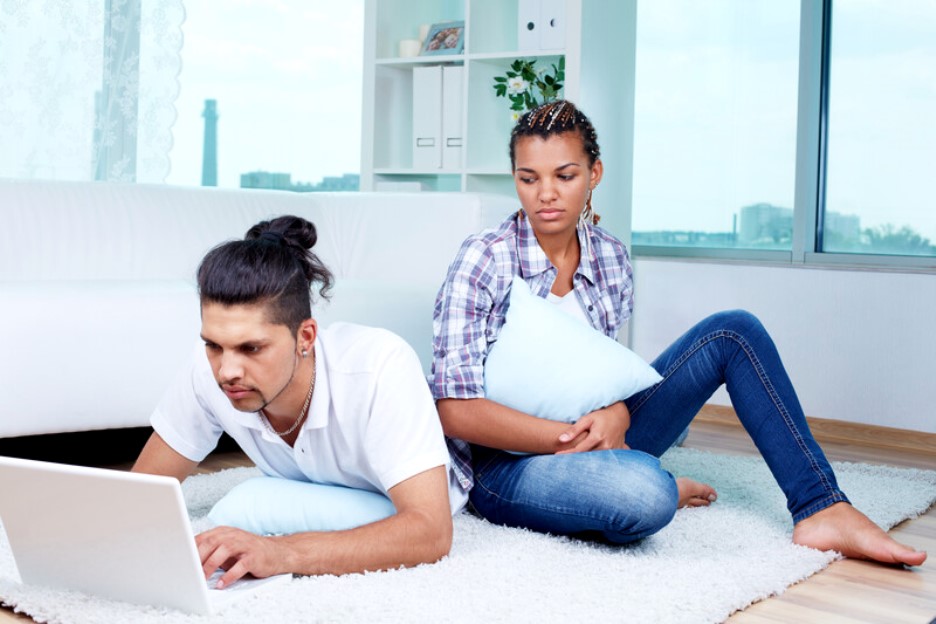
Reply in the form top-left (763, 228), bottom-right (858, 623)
top-left (429, 98), bottom-right (926, 566)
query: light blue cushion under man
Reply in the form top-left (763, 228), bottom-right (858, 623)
top-left (208, 476), bottom-right (397, 535)
top-left (483, 276), bottom-right (663, 426)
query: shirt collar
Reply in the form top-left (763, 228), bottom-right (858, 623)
top-left (304, 339), bottom-right (329, 430)
top-left (515, 212), bottom-right (597, 285)
top-left (516, 212), bottom-right (551, 278)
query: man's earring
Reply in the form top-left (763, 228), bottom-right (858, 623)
top-left (301, 350), bottom-right (308, 358)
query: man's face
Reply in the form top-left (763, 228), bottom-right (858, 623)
top-left (200, 302), bottom-right (298, 413)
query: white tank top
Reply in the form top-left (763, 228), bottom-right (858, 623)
top-left (546, 290), bottom-right (591, 326)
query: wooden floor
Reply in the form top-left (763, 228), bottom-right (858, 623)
top-left (685, 418), bottom-right (936, 624)
top-left (1, 418), bottom-right (934, 624)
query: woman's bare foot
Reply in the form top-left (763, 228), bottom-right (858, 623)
top-left (792, 502), bottom-right (927, 567)
top-left (676, 477), bottom-right (717, 508)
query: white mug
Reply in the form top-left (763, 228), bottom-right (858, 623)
top-left (399, 38), bottom-right (421, 57)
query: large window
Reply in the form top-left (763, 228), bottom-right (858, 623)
top-left (632, 1), bottom-right (801, 251)
top-left (823, 0), bottom-right (936, 257)
top-left (632, 0), bottom-right (936, 267)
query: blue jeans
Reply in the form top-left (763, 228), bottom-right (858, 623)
top-left (469, 310), bottom-right (849, 544)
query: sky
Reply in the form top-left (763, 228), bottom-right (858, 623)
top-left (631, 0), bottom-right (936, 242)
top-left (161, 0), bottom-right (934, 243)
top-left (165, 0), bottom-right (364, 189)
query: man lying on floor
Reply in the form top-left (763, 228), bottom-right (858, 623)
top-left (133, 214), bottom-right (466, 587)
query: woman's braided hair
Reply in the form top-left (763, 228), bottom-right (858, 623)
top-left (508, 99), bottom-right (600, 171)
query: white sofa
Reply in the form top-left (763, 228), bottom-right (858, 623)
top-left (1, 179), bottom-right (518, 439)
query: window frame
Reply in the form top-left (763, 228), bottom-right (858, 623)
top-left (632, 0), bottom-right (936, 274)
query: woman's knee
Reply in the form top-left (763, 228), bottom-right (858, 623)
top-left (470, 450), bottom-right (679, 544)
top-left (703, 309), bottom-right (767, 340)
top-left (599, 455), bottom-right (679, 543)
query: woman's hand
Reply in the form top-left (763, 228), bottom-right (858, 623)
top-left (555, 402), bottom-right (631, 454)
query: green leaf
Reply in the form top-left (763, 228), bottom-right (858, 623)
top-left (493, 57), bottom-right (570, 115)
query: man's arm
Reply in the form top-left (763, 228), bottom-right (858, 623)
top-left (196, 464), bottom-right (452, 586)
top-left (131, 431), bottom-right (199, 482)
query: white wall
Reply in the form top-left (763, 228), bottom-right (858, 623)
top-left (630, 258), bottom-right (936, 434)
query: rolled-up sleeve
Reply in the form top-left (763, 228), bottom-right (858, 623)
top-left (430, 238), bottom-right (497, 400)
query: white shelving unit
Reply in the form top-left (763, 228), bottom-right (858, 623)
top-left (360, 0), bottom-right (637, 239)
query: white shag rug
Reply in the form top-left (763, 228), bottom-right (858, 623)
top-left (1, 447), bottom-right (934, 624)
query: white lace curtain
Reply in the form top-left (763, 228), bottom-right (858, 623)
top-left (0, 0), bottom-right (184, 183)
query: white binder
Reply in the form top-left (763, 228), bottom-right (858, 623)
top-left (412, 65), bottom-right (443, 169)
top-left (441, 65), bottom-right (464, 170)
top-left (539, 0), bottom-right (566, 50)
top-left (517, 0), bottom-right (540, 51)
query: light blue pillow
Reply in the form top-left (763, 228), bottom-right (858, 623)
top-left (208, 476), bottom-right (396, 535)
top-left (483, 276), bottom-right (662, 425)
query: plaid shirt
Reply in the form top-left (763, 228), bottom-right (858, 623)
top-left (430, 212), bottom-right (634, 491)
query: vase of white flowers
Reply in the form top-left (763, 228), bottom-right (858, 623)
top-left (492, 57), bottom-right (565, 122)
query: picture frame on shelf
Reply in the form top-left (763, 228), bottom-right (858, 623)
top-left (420, 21), bottom-right (465, 56)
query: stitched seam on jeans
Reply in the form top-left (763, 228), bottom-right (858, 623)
top-left (793, 491), bottom-right (850, 524)
top-left (724, 329), bottom-right (839, 501)
top-left (628, 334), bottom-right (706, 417)
top-left (629, 328), bottom-right (838, 506)
top-left (627, 331), bottom-right (714, 415)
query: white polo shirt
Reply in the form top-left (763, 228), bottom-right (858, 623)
top-left (151, 322), bottom-right (467, 515)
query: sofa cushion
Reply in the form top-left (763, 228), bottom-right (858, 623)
top-left (0, 181), bottom-right (518, 286)
top-left (1, 281), bottom-right (201, 437)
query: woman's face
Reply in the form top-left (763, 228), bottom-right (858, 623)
top-left (512, 131), bottom-right (603, 238)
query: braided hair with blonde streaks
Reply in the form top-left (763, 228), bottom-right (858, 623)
top-left (509, 100), bottom-right (602, 225)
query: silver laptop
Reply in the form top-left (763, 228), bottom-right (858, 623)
top-left (0, 455), bottom-right (291, 615)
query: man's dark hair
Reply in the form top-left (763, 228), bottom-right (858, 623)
top-left (197, 215), bottom-right (333, 334)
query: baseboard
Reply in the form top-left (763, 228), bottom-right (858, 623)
top-left (696, 404), bottom-right (936, 457)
